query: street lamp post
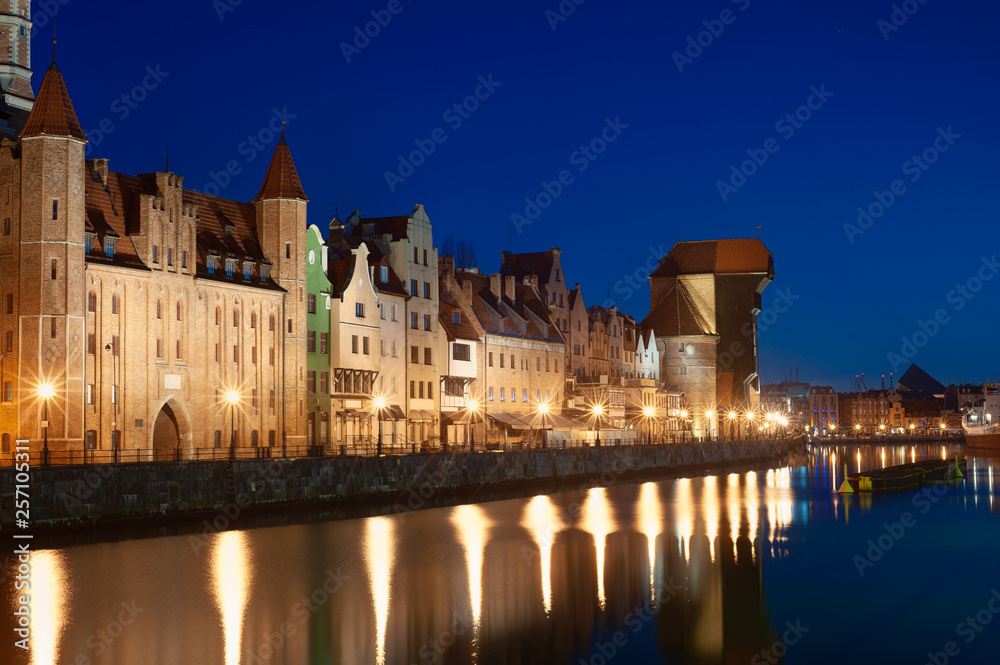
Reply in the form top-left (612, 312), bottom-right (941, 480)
top-left (225, 390), bottom-right (240, 459)
top-left (705, 410), bottom-right (714, 442)
top-left (373, 397), bottom-right (386, 456)
top-left (728, 411), bottom-right (737, 441)
top-left (643, 406), bottom-right (655, 446)
top-left (592, 404), bottom-right (603, 447)
top-left (38, 383), bottom-right (54, 465)
top-left (467, 400), bottom-right (479, 453)
top-left (680, 410), bottom-right (688, 443)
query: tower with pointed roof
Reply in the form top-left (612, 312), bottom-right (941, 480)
top-left (14, 51), bottom-right (88, 453)
top-left (0, 1), bottom-right (35, 114)
top-left (254, 125), bottom-right (308, 447)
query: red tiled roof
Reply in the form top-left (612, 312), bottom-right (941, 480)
top-left (370, 253), bottom-right (409, 298)
top-left (84, 170), bottom-right (147, 270)
top-left (651, 239), bottom-right (772, 277)
top-left (500, 251), bottom-right (555, 282)
top-left (640, 278), bottom-right (714, 337)
top-left (20, 63), bottom-right (87, 142)
top-left (439, 301), bottom-right (480, 342)
top-left (455, 272), bottom-right (563, 344)
top-left (254, 132), bottom-right (307, 201)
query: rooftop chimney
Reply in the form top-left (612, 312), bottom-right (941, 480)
top-left (489, 273), bottom-right (502, 299)
top-left (504, 275), bottom-right (517, 303)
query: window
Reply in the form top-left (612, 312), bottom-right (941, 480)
top-left (111, 335), bottom-right (119, 356)
top-left (181, 251), bottom-right (188, 269)
top-left (380, 339), bottom-right (386, 356)
top-left (453, 343), bottom-right (470, 361)
top-left (523, 389), bottom-right (528, 402)
top-left (50, 318), bottom-right (55, 338)
top-left (559, 294), bottom-right (563, 306)
top-left (215, 343), bottom-right (220, 362)
top-left (285, 243), bottom-right (291, 259)
top-left (391, 305), bottom-right (397, 321)
top-left (308, 294), bottom-right (316, 314)
top-left (680, 367), bottom-right (688, 375)
top-left (307, 331), bottom-right (316, 352)
top-left (510, 354), bottom-right (514, 368)
top-left (320, 372), bottom-right (329, 394)
top-left (378, 266), bottom-right (388, 282)
top-left (269, 347), bottom-right (275, 366)
top-left (320, 333), bottom-right (328, 354)
top-left (573, 344), bottom-right (580, 355)
top-left (208, 256), bottom-right (216, 274)
top-left (488, 352), bottom-right (493, 367)
top-left (156, 300), bottom-right (162, 319)
top-left (261, 266), bottom-right (270, 283)
top-left (424, 347), bottom-right (432, 365)
top-left (50, 259), bottom-right (57, 280)
top-left (243, 263), bottom-right (252, 280)
top-left (351, 335), bottom-right (359, 354)
top-left (176, 340), bottom-right (182, 360)
top-left (5, 331), bottom-right (12, 352)
top-left (269, 391), bottom-right (275, 409)
top-left (410, 381), bottom-right (415, 398)
top-left (413, 247), bottom-right (419, 263)
top-left (269, 315), bottom-right (275, 331)
top-left (233, 345), bottom-right (239, 363)
top-left (537, 390), bottom-right (541, 402)
top-left (500, 354), bottom-right (505, 369)
top-left (5, 294), bottom-right (11, 314)
top-left (411, 346), bottom-right (419, 364)
top-left (452, 311), bottom-right (461, 324)
top-left (379, 303), bottom-right (385, 320)
top-left (410, 279), bottom-right (418, 296)
top-left (112, 294), bottom-right (119, 314)
top-left (419, 382), bottom-right (424, 399)
top-left (537, 357), bottom-right (541, 371)
top-left (489, 387), bottom-right (494, 401)
top-left (156, 339), bottom-right (162, 357)
top-left (2, 217), bottom-right (9, 236)
top-left (87, 334), bottom-right (95, 354)
top-left (52, 200), bottom-right (58, 220)
top-left (555, 268), bottom-right (560, 280)
top-left (166, 247), bottom-right (173, 266)
top-left (233, 311), bottom-right (239, 327)
top-left (86, 385), bottom-right (94, 405)
top-left (411, 312), bottom-right (418, 329)
top-left (423, 282), bottom-right (430, 299)
top-left (176, 302), bottom-right (182, 321)
top-left (363, 337), bottom-right (370, 355)
top-left (424, 314), bottom-right (431, 331)
top-left (2, 382), bottom-right (10, 402)
top-left (307, 371), bottom-right (316, 393)
top-left (500, 388), bottom-right (505, 402)
top-left (423, 249), bottom-right (428, 266)
top-left (87, 291), bottom-right (96, 312)
top-left (152, 245), bottom-right (159, 263)
top-left (356, 302), bottom-right (365, 318)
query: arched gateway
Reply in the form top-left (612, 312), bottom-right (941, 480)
top-left (151, 398), bottom-right (192, 460)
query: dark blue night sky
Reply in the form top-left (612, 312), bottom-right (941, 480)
top-left (43, 0), bottom-right (999, 390)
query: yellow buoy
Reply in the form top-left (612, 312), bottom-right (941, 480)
top-left (838, 463), bottom-right (854, 493)
top-left (954, 454), bottom-right (964, 479)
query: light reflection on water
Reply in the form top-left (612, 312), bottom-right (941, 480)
top-left (5, 441), bottom-right (999, 665)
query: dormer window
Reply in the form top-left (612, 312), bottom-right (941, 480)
top-left (261, 265), bottom-right (270, 283)
top-left (380, 266), bottom-right (388, 283)
top-left (226, 259), bottom-right (236, 278)
top-left (243, 262), bottom-right (254, 281)
top-left (84, 235), bottom-right (93, 253)
top-left (208, 256), bottom-right (218, 275)
top-left (452, 311), bottom-right (461, 324)
top-left (224, 225), bottom-right (234, 238)
top-left (104, 239), bottom-right (117, 258)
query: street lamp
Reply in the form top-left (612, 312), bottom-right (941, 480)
top-left (680, 409), bottom-right (689, 443)
top-left (728, 411), bottom-right (736, 441)
top-left (467, 400), bottom-right (479, 452)
top-left (592, 404), bottom-right (604, 447)
top-left (705, 409), bottom-right (714, 441)
top-left (537, 402), bottom-right (550, 449)
top-left (373, 396), bottom-right (386, 456)
top-left (38, 383), bottom-right (55, 465)
top-left (225, 390), bottom-right (240, 458)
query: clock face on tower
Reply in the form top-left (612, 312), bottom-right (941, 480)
top-left (308, 249), bottom-right (315, 265)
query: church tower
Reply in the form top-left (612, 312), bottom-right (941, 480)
top-left (253, 126), bottom-right (308, 448)
top-left (0, 0), bottom-right (36, 111)
top-left (17, 52), bottom-right (87, 455)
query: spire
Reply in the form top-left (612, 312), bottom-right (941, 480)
top-left (20, 51), bottom-right (87, 141)
top-left (254, 128), bottom-right (307, 202)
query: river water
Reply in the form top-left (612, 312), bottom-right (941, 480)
top-left (4, 442), bottom-right (999, 665)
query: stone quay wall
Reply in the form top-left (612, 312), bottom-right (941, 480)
top-left (0, 439), bottom-right (796, 530)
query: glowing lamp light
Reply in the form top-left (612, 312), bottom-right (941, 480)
top-left (593, 405), bottom-right (604, 417)
top-left (705, 410), bottom-right (714, 419)
top-left (373, 396), bottom-right (387, 410)
top-left (855, 424), bottom-right (862, 431)
top-left (468, 400), bottom-right (479, 413)
top-left (643, 407), bottom-right (655, 418)
top-left (38, 383), bottom-right (55, 399)
top-left (746, 411), bottom-right (756, 421)
top-left (728, 411), bottom-right (737, 420)
top-left (225, 390), bottom-right (240, 405)
top-left (538, 402), bottom-right (550, 415)
top-left (680, 410), bottom-right (688, 419)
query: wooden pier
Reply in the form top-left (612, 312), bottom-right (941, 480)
top-left (842, 458), bottom-right (967, 493)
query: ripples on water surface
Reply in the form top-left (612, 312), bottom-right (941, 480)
top-left (4, 442), bottom-right (999, 664)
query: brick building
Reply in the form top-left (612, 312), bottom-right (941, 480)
top-left (0, 46), bottom-right (307, 459)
